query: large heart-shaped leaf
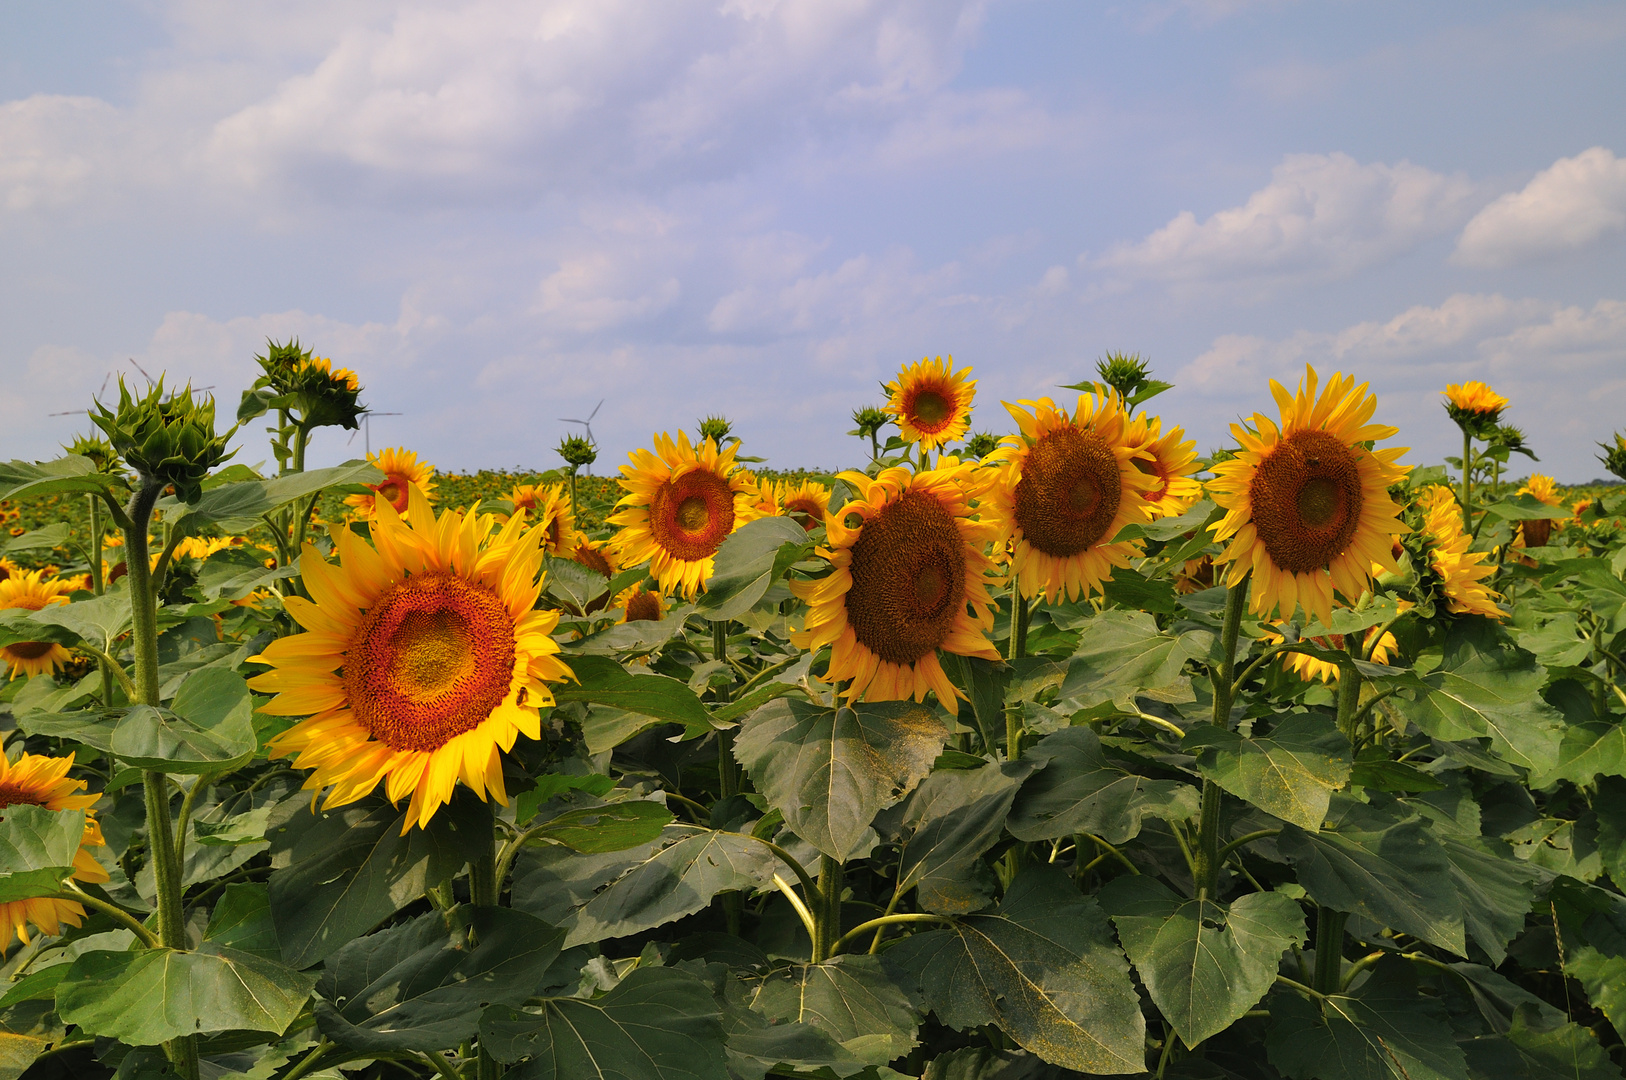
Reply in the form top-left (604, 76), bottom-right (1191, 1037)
top-left (696, 516), bottom-right (812, 621)
top-left (891, 760), bottom-right (1034, 911)
top-left (55, 943), bottom-right (316, 1045)
top-left (886, 867), bottom-right (1145, 1075)
top-left (1007, 727), bottom-right (1199, 844)
top-left (523, 802), bottom-right (675, 853)
top-left (27, 591), bottom-right (132, 649)
top-left (735, 698), bottom-right (949, 862)
top-left (161, 461), bottom-right (382, 529)
top-left (1183, 715), bottom-right (1352, 830)
top-left (110, 668), bottom-right (257, 772)
top-left (1058, 610), bottom-right (1213, 709)
top-left (479, 966), bottom-right (728, 1080)
top-left (0, 805), bottom-right (86, 903)
top-left (316, 907), bottom-right (563, 1053)
top-left (0, 455), bottom-right (123, 502)
top-left (1100, 876), bottom-right (1306, 1048)
top-left (750, 955), bottom-right (920, 1065)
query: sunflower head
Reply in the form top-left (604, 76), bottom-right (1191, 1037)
top-left (1414, 485), bottom-right (1505, 620)
top-left (345, 448), bottom-right (437, 520)
top-left (985, 393), bottom-right (1156, 602)
top-left (249, 485), bottom-right (574, 831)
top-left (616, 583), bottom-right (665, 624)
top-left (607, 431), bottom-right (762, 599)
top-left (884, 357), bottom-right (976, 451)
top-left (556, 434), bottom-right (597, 472)
top-left (508, 483), bottom-right (576, 556)
top-left (790, 460), bottom-right (999, 714)
top-left (1517, 474), bottom-right (1562, 507)
top-left (1209, 365), bottom-right (1409, 627)
top-left (1442, 380), bottom-right (1508, 436)
top-left (0, 570), bottom-right (76, 679)
top-left (1126, 412), bottom-right (1201, 519)
top-left (571, 537), bottom-right (621, 581)
top-left (0, 751), bottom-right (109, 948)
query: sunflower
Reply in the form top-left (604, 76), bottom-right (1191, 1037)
top-left (1416, 485), bottom-right (1505, 620)
top-left (249, 486), bottom-right (573, 832)
top-left (571, 537), bottom-right (621, 581)
top-left (1518, 474), bottom-right (1562, 506)
top-left (0, 571), bottom-right (76, 679)
top-left (607, 432), bottom-right (762, 599)
top-left (1125, 412), bottom-right (1202, 519)
top-left (984, 394), bottom-right (1156, 602)
top-left (298, 355), bottom-right (361, 392)
top-left (616, 583), bottom-right (665, 624)
top-left (790, 460), bottom-right (1000, 714)
top-left (0, 557), bottom-right (20, 583)
top-left (344, 448), bottom-right (437, 519)
top-left (778, 479), bottom-right (832, 532)
top-left (1209, 366), bottom-right (1409, 627)
top-left (884, 357), bottom-right (976, 451)
top-left (1173, 555), bottom-right (1215, 595)
top-left (0, 752), bottom-right (109, 948)
top-left (1442, 380), bottom-right (1508, 435)
top-left (1261, 620), bottom-right (1401, 684)
top-left (507, 483), bottom-right (576, 556)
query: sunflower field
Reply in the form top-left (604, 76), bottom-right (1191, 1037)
top-left (2, 343), bottom-right (1626, 1080)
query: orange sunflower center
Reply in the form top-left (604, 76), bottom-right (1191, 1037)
top-left (1013, 427), bottom-right (1122, 556)
top-left (844, 490), bottom-right (966, 667)
top-left (0, 783), bottom-right (47, 810)
top-left (649, 470), bottom-right (735, 562)
top-left (372, 473), bottom-right (414, 513)
top-left (625, 589), bottom-right (662, 622)
top-left (1132, 456), bottom-right (1171, 503)
top-left (1248, 429), bottom-right (1365, 575)
top-left (343, 572), bottom-right (516, 753)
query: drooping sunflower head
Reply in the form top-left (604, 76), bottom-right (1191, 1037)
top-left (1125, 412), bottom-right (1202, 519)
top-left (1262, 622), bottom-right (1399, 685)
top-left (508, 483), bottom-right (576, 556)
top-left (790, 460), bottom-right (1000, 715)
top-left (345, 448), bottom-right (437, 520)
top-left (616, 583), bottom-right (665, 624)
top-left (571, 537), bottom-right (621, 581)
top-left (984, 393), bottom-right (1157, 602)
top-left (249, 485), bottom-right (574, 832)
top-left (1209, 365), bottom-right (1410, 627)
top-left (758, 478), bottom-right (832, 533)
top-left (0, 751), bottom-right (109, 948)
top-left (1442, 380), bottom-right (1508, 435)
top-left (884, 357), bottom-right (976, 451)
top-left (1415, 484), bottom-right (1505, 620)
top-left (0, 570), bottom-right (76, 679)
top-left (607, 431), bottom-right (761, 599)
top-left (1517, 474), bottom-right (1562, 507)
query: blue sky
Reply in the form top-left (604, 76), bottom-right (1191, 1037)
top-left (3, 0), bottom-right (1623, 480)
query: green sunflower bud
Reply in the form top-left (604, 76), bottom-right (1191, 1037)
top-left (556, 434), bottom-right (597, 471)
top-left (91, 378), bottom-right (234, 502)
top-left (963, 431), bottom-right (999, 459)
top-left (61, 433), bottom-right (121, 474)
top-left (846, 405), bottom-right (890, 441)
top-left (697, 414), bottom-right (734, 446)
top-left (1095, 351), bottom-right (1153, 400)
top-left (243, 338), bottom-right (366, 431)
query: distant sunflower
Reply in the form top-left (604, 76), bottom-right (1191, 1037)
top-left (616, 583), bottom-right (665, 624)
top-left (1209, 366), bottom-right (1409, 627)
top-left (985, 394), bottom-right (1156, 602)
top-left (790, 460), bottom-right (999, 714)
top-left (249, 486), bottom-right (573, 832)
top-left (1518, 474), bottom-right (1562, 506)
top-left (0, 751), bottom-right (109, 948)
top-left (1516, 474), bottom-right (1563, 547)
top-left (884, 357), bottom-right (976, 451)
top-left (1261, 620), bottom-right (1401, 684)
top-left (1442, 380), bottom-right (1508, 430)
top-left (1417, 485), bottom-right (1505, 620)
top-left (508, 483), bottom-right (576, 556)
top-left (0, 557), bottom-right (20, 582)
top-left (1125, 412), bottom-right (1202, 519)
top-left (754, 477), bottom-right (832, 533)
top-left (0, 571), bottom-right (76, 679)
top-left (345, 448), bottom-right (437, 519)
top-left (608, 432), bottom-right (761, 599)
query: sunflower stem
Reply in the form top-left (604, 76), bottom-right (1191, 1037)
top-left (812, 855), bottom-right (844, 962)
top-left (1193, 576), bottom-right (1248, 900)
top-left (87, 494), bottom-right (104, 595)
top-left (1460, 427), bottom-right (1474, 532)
top-left (1312, 906), bottom-right (1348, 995)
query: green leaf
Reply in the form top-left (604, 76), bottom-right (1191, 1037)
top-left (27, 590), bottom-right (133, 649)
top-left (1436, 833), bottom-right (1540, 965)
top-left (55, 943), bottom-right (316, 1045)
top-left (709, 680), bottom-right (800, 726)
top-left (1, 523), bottom-right (70, 553)
top-left (1515, 614), bottom-right (1594, 669)
top-left (1100, 876), bottom-right (1306, 1048)
top-left (1461, 1003), bottom-right (1622, 1080)
top-left (514, 773), bottom-right (616, 825)
top-left (940, 652), bottom-right (1009, 755)
top-left (1059, 610), bottom-right (1213, 709)
top-left (162, 461), bottom-right (382, 530)
top-left (1266, 956), bottom-right (1468, 1080)
top-left (316, 907), bottom-right (563, 1053)
top-left (479, 966), bottom-right (728, 1079)
top-left (893, 761), bottom-right (1034, 910)
top-left (11, 709), bottom-right (118, 752)
top-left (1007, 727), bottom-right (1199, 845)
top-left (696, 516), bottom-right (812, 621)
top-left (543, 555), bottom-right (611, 613)
top-left (751, 955), bottom-right (920, 1065)
top-left (554, 655), bottom-right (713, 735)
top-left (194, 548), bottom-right (298, 602)
top-left (886, 867), bottom-right (1145, 1075)
top-left (1111, 500), bottom-right (1219, 543)
top-left (1183, 715), bottom-right (1352, 831)
top-left (735, 698), bottom-right (949, 862)
top-left (559, 826), bottom-right (778, 947)
top-left (1391, 619), bottom-right (1564, 774)
top-left (524, 802), bottom-right (675, 853)
top-left (0, 805), bottom-right (86, 903)
top-left (266, 793), bottom-right (486, 968)
top-left (110, 668), bottom-right (257, 772)
top-left (509, 837), bottom-right (667, 927)
top-left (1551, 878), bottom-right (1626, 1042)
top-left (1481, 493), bottom-right (1573, 520)
top-left (1350, 756), bottom-right (1445, 792)
top-left (1277, 795), bottom-right (1465, 955)
top-left (202, 883), bottom-right (281, 960)
top-left (0, 455), bottom-right (122, 502)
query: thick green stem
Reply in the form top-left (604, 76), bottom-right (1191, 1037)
top-left (1004, 590), bottom-right (1029, 761)
top-left (1460, 427), bottom-right (1473, 532)
top-left (466, 801), bottom-right (501, 1079)
top-left (1335, 661), bottom-right (1364, 746)
top-left (1193, 576), bottom-right (1248, 899)
top-left (88, 495), bottom-right (104, 595)
top-left (812, 856), bottom-right (844, 962)
top-left (1313, 907), bottom-right (1348, 994)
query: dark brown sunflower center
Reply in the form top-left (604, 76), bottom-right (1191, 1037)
top-left (573, 544), bottom-right (613, 579)
top-left (6, 641), bottom-right (55, 660)
top-left (785, 497), bottom-right (823, 531)
top-left (1012, 427), bottom-right (1122, 557)
top-left (343, 571), bottom-right (516, 753)
top-left (625, 589), bottom-right (662, 622)
top-left (910, 390), bottom-right (951, 428)
top-left (844, 490), bottom-right (966, 667)
top-left (1248, 429), bottom-right (1365, 575)
top-left (649, 470), bottom-right (735, 562)
top-left (0, 784), bottom-right (47, 810)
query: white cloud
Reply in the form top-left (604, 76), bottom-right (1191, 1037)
top-left (1453, 146), bottom-right (1626, 268)
top-left (1097, 152), bottom-right (1478, 287)
top-left (0, 96), bottom-right (123, 211)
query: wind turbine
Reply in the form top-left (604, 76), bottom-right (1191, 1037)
top-left (348, 411), bottom-right (404, 456)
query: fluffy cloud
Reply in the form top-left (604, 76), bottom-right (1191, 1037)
top-left (1097, 152), bottom-right (1478, 286)
top-left (1453, 146), bottom-right (1626, 268)
top-left (0, 96), bottom-right (123, 211)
